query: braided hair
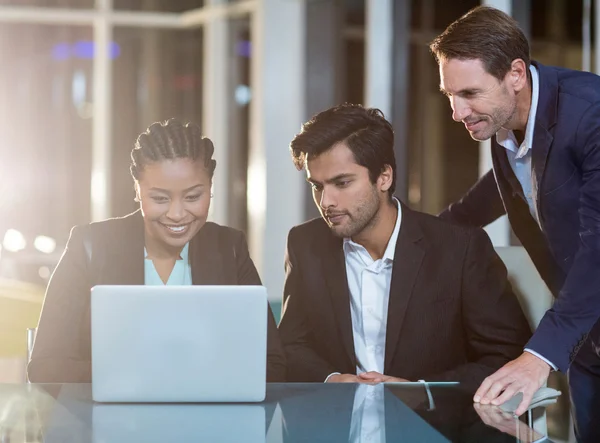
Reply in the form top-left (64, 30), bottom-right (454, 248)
top-left (130, 118), bottom-right (217, 182)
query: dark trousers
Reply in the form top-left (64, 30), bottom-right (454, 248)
top-left (569, 321), bottom-right (600, 443)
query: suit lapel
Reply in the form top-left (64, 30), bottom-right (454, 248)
top-left (322, 235), bottom-right (357, 369)
top-left (384, 205), bottom-right (425, 373)
top-left (106, 211), bottom-right (145, 285)
top-left (531, 125), bottom-right (553, 220)
top-left (190, 224), bottom-right (224, 285)
top-left (530, 62), bottom-right (558, 221)
top-left (492, 141), bottom-right (523, 198)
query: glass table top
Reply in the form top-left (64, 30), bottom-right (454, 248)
top-left (0, 382), bottom-right (551, 442)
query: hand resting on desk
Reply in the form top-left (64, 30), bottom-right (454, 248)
top-left (325, 371), bottom-right (410, 384)
top-left (358, 371), bottom-right (410, 384)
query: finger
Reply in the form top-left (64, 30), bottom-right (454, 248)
top-left (514, 388), bottom-right (536, 416)
top-left (474, 375), bottom-right (497, 402)
top-left (368, 377), bottom-right (384, 384)
top-left (358, 375), bottom-right (378, 382)
top-left (358, 372), bottom-right (379, 379)
top-left (491, 383), bottom-right (520, 406)
top-left (481, 379), bottom-right (512, 405)
top-left (474, 362), bottom-right (517, 402)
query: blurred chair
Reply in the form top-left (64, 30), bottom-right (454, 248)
top-left (26, 327), bottom-right (37, 383)
top-left (0, 278), bottom-right (44, 383)
top-left (495, 246), bottom-right (575, 443)
top-left (27, 327), bottom-right (37, 363)
top-left (495, 246), bottom-right (553, 331)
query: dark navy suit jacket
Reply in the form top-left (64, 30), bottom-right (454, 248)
top-left (440, 61), bottom-right (600, 372)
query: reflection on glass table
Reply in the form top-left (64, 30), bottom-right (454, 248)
top-left (0, 383), bottom-right (552, 443)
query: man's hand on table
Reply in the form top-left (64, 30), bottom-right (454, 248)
top-left (474, 352), bottom-right (551, 416)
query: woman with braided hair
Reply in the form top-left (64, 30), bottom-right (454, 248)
top-left (28, 118), bottom-right (286, 383)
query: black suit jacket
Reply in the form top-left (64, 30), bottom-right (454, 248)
top-left (28, 210), bottom-right (286, 383)
top-left (440, 62), bottom-right (600, 371)
top-left (279, 204), bottom-right (531, 388)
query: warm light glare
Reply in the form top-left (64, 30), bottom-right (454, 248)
top-left (3, 229), bottom-right (26, 252)
top-left (34, 235), bottom-right (57, 254)
top-left (38, 266), bottom-right (51, 280)
top-left (247, 158), bottom-right (266, 220)
top-left (91, 171), bottom-right (107, 221)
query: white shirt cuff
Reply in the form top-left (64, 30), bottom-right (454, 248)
top-left (524, 348), bottom-right (558, 371)
top-left (324, 372), bottom-right (341, 383)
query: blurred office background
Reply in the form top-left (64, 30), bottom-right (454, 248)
top-left (0, 1), bottom-right (597, 438)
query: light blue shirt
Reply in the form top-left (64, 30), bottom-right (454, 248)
top-left (495, 64), bottom-right (540, 225)
top-left (144, 243), bottom-right (192, 285)
top-left (495, 65), bottom-right (557, 371)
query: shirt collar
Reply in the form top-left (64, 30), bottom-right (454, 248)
top-left (495, 64), bottom-right (539, 159)
top-left (180, 242), bottom-right (189, 262)
top-left (343, 197), bottom-right (403, 263)
top-left (144, 242), bottom-right (190, 261)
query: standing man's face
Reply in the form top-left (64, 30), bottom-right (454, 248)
top-left (439, 58), bottom-right (518, 141)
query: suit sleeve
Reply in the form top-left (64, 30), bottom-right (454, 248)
top-left (421, 228), bottom-right (532, 388)
top-left (439, 169), bottom-right (506, 228)
top-left (527, 103), bottom-right (600, 372)
top-left (234, 230), bottom-right (287, 382)
top-left (27, 226), bottom-right (93, 383)
top-left (278, 229), bottom-right (338, 382)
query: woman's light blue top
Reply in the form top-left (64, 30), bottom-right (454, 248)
top-left (144, 242), bottom-right (192, 285)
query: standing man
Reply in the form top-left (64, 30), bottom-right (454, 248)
top-left (430, 6), bottom-right (600, 440)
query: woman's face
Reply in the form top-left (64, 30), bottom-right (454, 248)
top-left (137, 158), bottom-right (212, 253)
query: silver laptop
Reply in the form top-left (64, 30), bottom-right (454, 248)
top-left (90, 285), bottom-right (268, 403)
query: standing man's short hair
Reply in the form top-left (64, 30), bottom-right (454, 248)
top-left (429, 6), bottom-right (530, 81)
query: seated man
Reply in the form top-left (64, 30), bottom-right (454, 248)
top-left (278, 104), bottom-right (531, 387)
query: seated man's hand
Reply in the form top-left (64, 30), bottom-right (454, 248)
top-left (326, 374), bottom-right (360, 383)
top-left (357, 371), bottom-right (409, 384)
top-left (474, 352), bottom-right (550, 416)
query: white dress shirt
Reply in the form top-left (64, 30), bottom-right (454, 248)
top-left (495, 65), bottom-right (557, 371)
top-left (344, 198), bottom-right (402, 375)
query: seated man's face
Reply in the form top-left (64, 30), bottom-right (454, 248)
top-left (306, 142), bottom-right (382, 239)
